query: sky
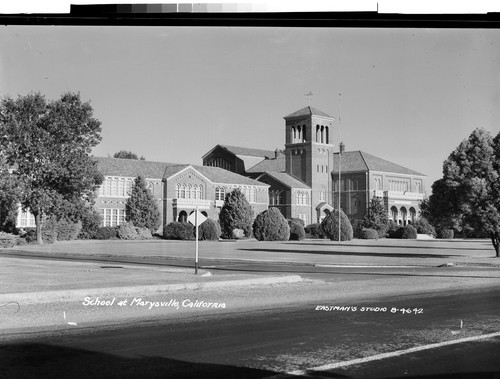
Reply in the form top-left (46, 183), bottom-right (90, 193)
top-left (1, 26), bottom-right (500, 192)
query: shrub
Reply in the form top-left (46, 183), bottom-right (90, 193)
top-left (289, 218), bottom-right (305, 227)
top-left (321, 209), bottom-right (353, 241)
top-left (93, 226), bottom-right (118, 240)
top-left (0, 232), bottom-right (17, 248)
top-left (351, 219), bottom-right (364, 239)
top-left (386, 220), bottom-right (403, 238)
top-left (252, 208), bottom-right (290, 241)
top-left (78, 208), bottom-right (102, 240)
top-left (232, 228), bottom-right (246, 239)
top-left (305, 223), bottom-right (326, 239)
top-left (23, 228), bottom-right (37, 244)
top-left (361, 197), bottom-right (389, 238)
top-left (288, 219), bottom-right (305, 241)
top-left (55, 219), bottom-right (82, 241)
top-left (197, 218), bottom-right (221, 241)
top-left (164, 222), bottom-right (194, 240)
top-left (41, 217), bottom-right (57, 244)
top-left (359, 228), bottom-right (379, 240)
top-left (402, 224), bottom-right (418, 239)
top-left (219, 188), bottom-right (254, 239)
top-left (412, 218), bottom-right (436, 237)
top-left (116, 222), bottom-right (152, 240)
top-left (438, 229), bottom-right (454, 239)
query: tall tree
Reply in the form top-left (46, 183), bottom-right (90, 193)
top-left (361, 197), bottom-right (389, 238)
top-left (0, 156), bottom-right (21, 233)
top-left (0, 92), bottom-right (103, 244)
top-left (113, 150), bottom-right (145, 160)
top-left (125, 175), bottom-right (161, 232)
top-left (426, 128), bottom-right (500, 256)
top-left (219, 188), bottom-right (254, 239)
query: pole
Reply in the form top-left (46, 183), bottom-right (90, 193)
top-left (195, 206), bottom-right (199, 275)
top-left (338, 93), bottom-right (342, 243)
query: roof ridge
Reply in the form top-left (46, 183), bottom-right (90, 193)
top-left (358, 150), bottom-right (370, 171)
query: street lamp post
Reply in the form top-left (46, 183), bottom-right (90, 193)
top-left (338, 93), bottom-right (342, 243)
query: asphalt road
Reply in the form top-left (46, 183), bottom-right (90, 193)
top-left (2, 286), bottom-right (500, 378)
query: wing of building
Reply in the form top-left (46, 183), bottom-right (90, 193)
top-left (93, 157), bottom-right (269, 232)
top-left (202, 105), bottom-right (427, 226)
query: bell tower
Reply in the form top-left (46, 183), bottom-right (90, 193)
top-left (284, 106), bottom-right (335, 208)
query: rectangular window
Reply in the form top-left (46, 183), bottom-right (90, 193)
top-left (119, 209), bottom-right (126, 225)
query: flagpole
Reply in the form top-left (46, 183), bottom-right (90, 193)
top-left (338, 93), bottom-right (342, 243)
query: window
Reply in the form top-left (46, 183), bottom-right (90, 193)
top-left (270, 190), bottom-right (282, 205)
top-left (100, 178), bottom-right (134, 197)
top-left (238, 186), bottom-right (256, 203)
top-left (319, 186), bottom-right (326, 202)
top-left (100, 208), bottom-right (126, 227)
top-left (215, 186), bottom-right (226, 201)
top-left (296, 191), bottom-right (309, 205)
top-left (297, 214), bottom-right (309, 225)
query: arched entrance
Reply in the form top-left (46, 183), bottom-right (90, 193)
top-left (390, 206), bottom-right (398, 224)
top-left (316, 202), bottom-right (333, 223)
top-left (409, 207), bottom-right (416, 224)
top-left (400, 207), bottom-right (408, 226)
top-left (178, 211), bottom-right (187, 223)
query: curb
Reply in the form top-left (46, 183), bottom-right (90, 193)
top-left (0, 275), bottom-right (302, 305)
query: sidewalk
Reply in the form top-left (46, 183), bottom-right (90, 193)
top-left (0, 256), bottom-right (302, 305)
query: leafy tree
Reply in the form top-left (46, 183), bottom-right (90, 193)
top-left (252, 208), bottom-right (290, 241)
top-left (0, 157), bottom-right (21, 233)
top-left (361, 197), bottom-right (388, 238)
top-left (426, 128), bottom-right (500, 256)
top-left (113, 150), bottom-right (145, 160)
top-left (0, 92), bottom-right (103, 244)
top-left (321, 209), bottom-right (353, 241)
top-left (219, 188), bottom-right (254, 239)
top-left (197, 218), bottom-right (221, 241)
top-left (125, 175), bottom-right (161, 232)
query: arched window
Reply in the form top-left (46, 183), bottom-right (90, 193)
top-left (316, 125), bottom-right (320, 142)
top-left (325, 126), bottom-right (329, 144)
top-left (320, 125), bottom-right (324, 143)
top-left (297, 125), bottom-right (302, 141)
top-left (319, 186), bottom-right (326, 202)
top-left (293, 127), bottom-right (296, 142)
top-left (180, 184), bottom-right (186, 199)
top-left (175, 183), bottom-right (181, 198)
top-left (215, 186), bottom-right (225, 201)
top-left (302, 124), bottom-right (306, 142)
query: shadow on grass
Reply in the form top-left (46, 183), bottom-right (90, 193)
top-left (0, 342), bottom-right (280, 379)
top-left (238, 248), bottom-right (461, 259)
top-left (286, 242), bottom-right (492, 252)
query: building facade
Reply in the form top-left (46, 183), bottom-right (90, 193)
top-left (203, 106), bottom-right (426, 225)
top-left (94, 157), bottom-right (269, 232)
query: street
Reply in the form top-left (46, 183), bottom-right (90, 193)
top-left (2, 285), bottom-right (500, 378)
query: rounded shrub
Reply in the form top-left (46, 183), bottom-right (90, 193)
top-left (412, 218), bottom-right (436, 237)
top-left (22, 228), bottom-right (37, 244)
top-left (198, 218), bottom-right (221, 241)
top-left (116, 223), bottom-right (152, 240)
top-left (164, 222), bottom-right (194, 240)
top-left (321, 209), bottom-right (353, 241)
top-left (78, 208), bottom-right (102, 240)
top-left (288, 219), bottom-right (306, 241)
top-left (252, 207), bottom-right (290, 241)
top-left (438, 229), bottom-right (454, 239)
top-left (402, 224), bottom-right (418, 239)
top-left (0, 232), bottom-right (18, 248)
top-left (304, 223), bottom-right (326, 239)
top-left (93, 226), bottom-right (118, 240)
top-left (359, 228), bottom-right (379, 240)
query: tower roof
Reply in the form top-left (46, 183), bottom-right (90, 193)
top-left (284, 106), bottom-right (334, 119)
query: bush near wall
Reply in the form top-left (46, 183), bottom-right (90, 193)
top-left (386, 221), bottom-right (403, 239)
top-left (117, 222), bottom-right (152, 240)
top-left (164, 222), bottom-right (194, 240)
top-left (288, 219), bottom-right (306, 241)
top-left (304, 223), bottom-right (327, 239)
top-left (93, 226), bottom-right (118, 240)
top-left (438, 229), bottom-right (454, 239)
top-left (402, 224), bottom-right (418, 239)
top-left (41, 217), bottom-right (82, 243)
top-left (358, 228), bottom-right (379, 240)
top-left (0, 232), bottom-right (18, 248)
top-left (197, 218), bottom-right (221, 241)
top-left (321, 209), bottom-right (353, 241)
top-left (252, 208), bottom-right (290, 241)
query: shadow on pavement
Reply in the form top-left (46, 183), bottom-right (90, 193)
top-left (0, 343), bottom-right (280, 379)
top-left (238, 248), bottom-right (461, 259)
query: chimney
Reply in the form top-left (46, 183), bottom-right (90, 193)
top-left (339, 142), bottom-right (345, 154)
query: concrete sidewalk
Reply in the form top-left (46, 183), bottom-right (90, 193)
top-left (0, 256), bottom-right (302, 305)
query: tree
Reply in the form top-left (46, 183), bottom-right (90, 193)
top-left (252, 208), bottom-right (290, 241)
top-left (0, 157), bottom-right (21, 233)
top-left (113, 150), bottom-right (145, 160)
top-left (361, 197), bottom-right (389, 238)
top-left (219, 188), bottom-right (254, 239)
top-left (125, 175), bottom-right (161, 232)
top-left (426, 128), bottom-right (500, 257)
top-left (0, 92), bottom-right (103, 243)
top-left (321, 209), bottom-right (353, 241)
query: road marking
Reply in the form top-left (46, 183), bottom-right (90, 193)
top-left (265, 331), bottom-right (500, 378)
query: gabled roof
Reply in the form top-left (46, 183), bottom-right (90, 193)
top-left (331, 151), bottom-right (425, 176)
top-left (284, 106), bottom-right (334, 119)
top-left (257, 171), bottom-right (311, 189)
top-left (203, 144), bottom-right (275, 159)
top-left (95, 157), bottom-right (267, 187)
top-left (94, 157), bottom-right (175, 179)
top-left (246, 154), bottom-right (286, 173)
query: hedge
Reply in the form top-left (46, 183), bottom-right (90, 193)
top-left (164, 222), bottom-right (194, 240)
